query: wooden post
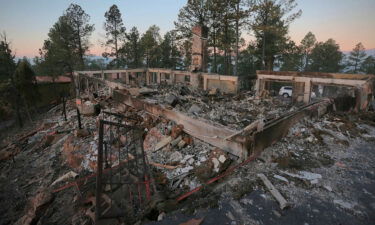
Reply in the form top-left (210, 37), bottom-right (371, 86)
top-left (62, 96), bottom-right (67, 121)
top-left (76, 107), bottom-right (82, 129)
top-left (257, 173), bottom-right (288, 209)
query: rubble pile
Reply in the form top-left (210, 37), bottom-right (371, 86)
top-left (142, 84), bottom-right (296, 129)
top-left (0, 89), bottom-right (230, 224)
top-left (1, 80), bottom-right (374, 225)
top-left (143, 118), bottom-right (233, 193)
top-left (181, 112), bottom-right (375, 225)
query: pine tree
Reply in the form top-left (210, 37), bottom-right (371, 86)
top-left (232, 0), bottom-right (252, 76)
top-left (64, 3), bottom-right (94, 69)
top-left (85, 57), bottom-right (106, 70)
top-left (13, 59), bottom-right (39, 122)
top-left (0, 32), bottom-right (22, 126)
top-left (237, 42), bottom-right (259, 77)
top-left (252, 0), bottom-right (301, 70)
top-left (38, 15), bottom-right (78, 78)
top-left (103, 4), bottom-right (126, 68)
top-left (300, 31), bottom-right (316, 71)
top-left (280, 40), bottom-right (302, 71)
top-left (0, 32), bottom-right (16, 81)
top-left (216, 0), bottom-right (236, 75)
top-left (207, 0), bottom-right (221, 73)
top-left (121, 27), bottom-right (143, 68)
top-left (175, 0), bottom-right (210, 71)
top-left (175, 0), bottom-right (210, 37)
top-left (140, 25), bottom-right (162, 68)
top-left (309, 39), bottom-right (343, 73)
top-left (347, 42), bottom-right (367, 73)
top-left (160, 31), bottom-right (181, 69)
top-left (361, 55), bottom-right (375, 74)
top-left (181, 40), bottom-right (192, 70)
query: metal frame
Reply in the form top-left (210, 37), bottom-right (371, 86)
top-left (95, 113), bottom-right (154, 223)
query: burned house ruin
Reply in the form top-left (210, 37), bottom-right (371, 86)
top-left (1, 25), bottom-right (375, 225)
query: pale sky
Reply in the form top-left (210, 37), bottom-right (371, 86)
top-left (0, 0), bottom-right (374, 57)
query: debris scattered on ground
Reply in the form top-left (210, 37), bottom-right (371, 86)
top-left (1, 82), bottom-right (374, 225)
top-left (142, 84), bottom-right (296, 129)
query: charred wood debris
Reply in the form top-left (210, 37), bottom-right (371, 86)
top-left (1, 84), bottom-right (375, 225)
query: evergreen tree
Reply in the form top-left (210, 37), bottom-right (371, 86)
top-left (237, 42), bottom-right (259, 77)
top-left (175, 0), bottom-right (210, 71)
top-left (85, 57), bottom-right (106, 70)
top-left (0, 32), bottom-right (16, 81)
top-left (103, 4), bottom-right (126, 68)
top-left (13, 59), bottom-right (39, 121)
top-left (216, 0), bottom-right (236, 75)
top-left (252, 0), bottom-right (301, 70)
top-left (181, 40), bottom-right (192, 70)
top-left (361, 55), bottom-right (375, 74)
top-left (0, 32), bottom-right (21, 125)
top-left (140, 25), bottom-right (162, 68)
top-left (309, 39), bottom-right (343, 73)
top-left (37, 15), bottom-right (78, 78)
top-left (300, 31), bottom-right (316, 71)
top-left (346, 42), bottom-right (367, 73)
top-left (64, 3), bottom-right (94, 69)
top-left (160, 31), bottom-right (181, 69)
top-left (175, 0), bottom-right (211, 37)
top-left (207, 0), bottom-right (222, 73)
top-left (121, 27), bottom-right (143, 68)
top-left (35, 3), bottom-right (93, 100)
top-left (232, 0), bottom-right (252, 76)
top-left (279, 40), bottom-right (302, 71)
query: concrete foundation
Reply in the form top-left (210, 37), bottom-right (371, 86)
top-left (74, 72), bottom-right (332, 159)
top-left (75, 68), bottom-right (239, 94)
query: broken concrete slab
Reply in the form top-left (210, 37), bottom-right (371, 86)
top-left (170, 151), bottom-right (183, 162)
top-left (127, 87), bottom-right (157, 96)
top-left (165, 94), bottom-right (179, 107)
top-left (188, 104), bottom-right (202, 114)
top-left (280, 170), bottom-right (322, 184)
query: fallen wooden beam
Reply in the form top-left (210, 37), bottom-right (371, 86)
top-left (257, 173), bottom-right (288, 210)
top-left (225, 119), bottom-right (264, 141)
top-left (153, 136), bottom-right (173, 152)
top-left (149, 162), bottom-right (180, 170)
